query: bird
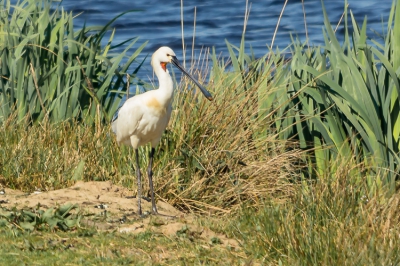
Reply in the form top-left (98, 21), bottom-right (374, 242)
top-left (112, 46), bottom-right (213, 216)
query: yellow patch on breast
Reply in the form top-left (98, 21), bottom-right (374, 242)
top-left (147, 97), bottom-right (166, 114)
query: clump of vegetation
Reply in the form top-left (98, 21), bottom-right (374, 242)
top-left (0, 0), bottom-right (147, 124)
top-left (0, 203), bottom-right (80, 232)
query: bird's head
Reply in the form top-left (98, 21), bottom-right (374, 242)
top-left (151, 46), bottom-right (176, 72)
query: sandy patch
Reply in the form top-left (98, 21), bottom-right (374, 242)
top-left (0, 181), bottom-right (240, 250)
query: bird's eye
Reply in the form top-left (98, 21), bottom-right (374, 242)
top-left (166, 53), bottom-right (170, 56)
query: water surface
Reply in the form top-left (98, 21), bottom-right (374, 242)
top-left (10, 1), bottom-right (394, 82)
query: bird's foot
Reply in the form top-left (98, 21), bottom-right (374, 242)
top-left (151, 209), bottom-right (176, 219)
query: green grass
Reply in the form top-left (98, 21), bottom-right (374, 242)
top-left (0, 228), bottom-right (243, 265)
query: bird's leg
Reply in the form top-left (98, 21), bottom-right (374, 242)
top-left (147, 147), bottom-right (158, 214)
top-left (147, 148), bottom-right (175, 218)
top-left (135, 149), bottom-right (142, 216)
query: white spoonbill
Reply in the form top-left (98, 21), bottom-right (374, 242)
top-left (112, 46), bottom-right (213, 216)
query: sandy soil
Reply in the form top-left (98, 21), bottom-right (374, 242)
top-left (0, 181), bottom-right (240, 250)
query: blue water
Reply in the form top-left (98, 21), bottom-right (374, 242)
top-left (59, 1), bottom-right (392, 59)
top-left (11, 0), bottom-right (395, 80)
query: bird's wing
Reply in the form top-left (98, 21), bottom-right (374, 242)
top-left (113, 96), bottom-right (146, 141)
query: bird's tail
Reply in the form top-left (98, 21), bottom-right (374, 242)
top-left (111, 108), bottom-right (121, 135)
top-left (111, 118), bottom-right (118, 135)
top-left (110, 104), bottom-right (123, 135)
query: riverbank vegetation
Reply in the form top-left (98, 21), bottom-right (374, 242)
top-left (0, 0), bottom-right (399, 264)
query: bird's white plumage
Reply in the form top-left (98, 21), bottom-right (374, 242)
top-left (112, 47), bottom-right (175, 149)
top-left (111, 46), bottom-right (212, 216)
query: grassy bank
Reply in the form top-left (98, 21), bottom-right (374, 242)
top-left (0, 0), bottom-right (400, 264)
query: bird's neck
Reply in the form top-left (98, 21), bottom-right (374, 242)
top-left (155, 68), bottom-right (174, 105)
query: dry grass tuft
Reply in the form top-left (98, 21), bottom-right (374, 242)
top-left (150, 65), bottom-right (303, 214)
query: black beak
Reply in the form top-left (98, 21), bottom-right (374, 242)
top-left (171, 56), bottom-right (213, 101)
